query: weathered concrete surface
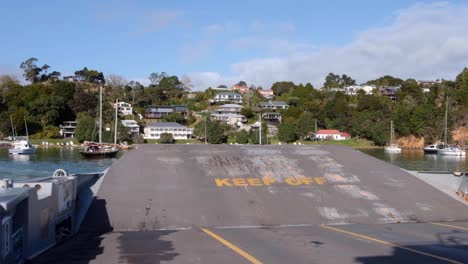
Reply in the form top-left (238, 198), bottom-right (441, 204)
top-left (33, 145), bottom-right (468, 263)
top-left (98, 145), bottom-right (468, 230)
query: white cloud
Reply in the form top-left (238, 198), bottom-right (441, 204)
top-left (189, 2), bottom-right (468, 89)
top-left (140, 10), bottom-right (184, 33)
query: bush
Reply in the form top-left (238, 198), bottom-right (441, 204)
top-left (278, 122), bottom-right (297, 142)
top-left (159, 133), bottom-right (175, 144)
top-left (240, 107), bottom-right (254, 119)
top-left (132, 134), bottom-right (145, 144)
top-left (43, 125), bottom-right (60, 139)
top-left (235, 130), bottom-right (249, 144)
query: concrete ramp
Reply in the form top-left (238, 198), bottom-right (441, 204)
top-left (97, 145), bottom-right (468, 231)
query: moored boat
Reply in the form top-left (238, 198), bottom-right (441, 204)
top-left (437, 97), bottom-right (466, 157)
top-left (384, 120), bottom-right (402, 153)
top-left (8, 140), bottom-right (36, 155)
top-left (423, 142), bottom-right (446, 154)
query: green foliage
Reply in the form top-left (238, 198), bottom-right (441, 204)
top-left (235, 130), bottom-right (249, 144)
top-left (278, 122), bottom-right (297, 142)
top-left (75, 113), bottom-right (96, 142)
top-left (193, 118), bottom-right (229, 144)
top-left (132, 134), bottom-right (145, 144)
top-left (43, 125), bottom-right (60, 138)
top-left (295, 112), bottom-right (315, 138)
top-left (74, 67), bottom-right (105, 84)
top-left (159, 133), bottom-right (175, 144)
top-left (366, 75), bottom-right (404, 87)
top-left (240, 107), bottom-right (254, 119)
top-left (271, 81), bottom-right (295, 96)
top-left (163, 112), bottom-right (186, 125)
top-left (324, 73), bottom-right (356, 88)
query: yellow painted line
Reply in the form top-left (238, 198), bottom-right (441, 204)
top-left (431, 222), bottom-right (468, 231)
top-left (201, 228), bottom-right (263, 264)
top-left (321, 224), bottom-right (462, 264)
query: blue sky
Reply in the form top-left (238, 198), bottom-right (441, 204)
top-left (1, 0), bottom-right (468, 89)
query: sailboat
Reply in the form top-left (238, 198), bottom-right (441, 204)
top-left (437, 97), bottom-right (465, 157)
top-left (80, 86), bottom-right (119, 158)
top-left (8, 116), bottom-right (36, 155)
top-left (384, 120), bottom-right (402, 153)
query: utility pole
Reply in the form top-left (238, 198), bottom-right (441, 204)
top-left (259, 114), bottom-right (262, 145)
top-left (99, 85), bottom-right (103, 144)
top-left (204, 115), bottom-right (208, 144)
top-left (114, 99), bottom-right (118, 145)
top-left (315, 119), bottom-right (317, 133)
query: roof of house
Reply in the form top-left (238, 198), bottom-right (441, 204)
top-left (211, 113), bottom-right (245, 118)
top-left (147, 122), bottom-right (187, 128)
top-left (121, 120), bottom-right (139, 128)
top-left (260, 101), bottom-right (288, 106)
top-left (220, 104), bottom-right (243, 108)
top-left (340, 132), bottom-right (351, 137)
top-left (215, 92), bottom-right (242, 97)
top-left (316, 129), bottom-right (341, 135)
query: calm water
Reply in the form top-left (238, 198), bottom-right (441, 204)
top-left (359, 148), bottom-right (468, 172)
top-left (0, 147), bottom-right (124, 180)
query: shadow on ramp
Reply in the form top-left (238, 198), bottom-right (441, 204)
top-left (355, 230), bottom-right (468, 264)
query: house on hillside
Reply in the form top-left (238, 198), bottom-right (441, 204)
top-left (209, 92), bottom-right (243, 104)
top-left (378, 86), bottom-right (400, 101)
top-left (114, 101), bottom-right (133, 116)
top-left (259, 101), bottom-right (289, 111)
top-left (213, 104), bottom-right (243, 115)
top-left (231, 84), bottom-right (250, 94)
top-left (258, 89), bottom-right (274, 99)
top-left (121, 120), bottom-right (140, 135)
top-left (315, 129), bottom-right (351, 141)
top-left (211, 114), bottom-right (247, 126)
top-left (145, 105), bottom-right (188, 119)
top-left (143, 122), bottom-right (193, 140)
top-left (59, 121), bottom-right (77, 138)
top-left (262, 112), bottom-right (282, 125)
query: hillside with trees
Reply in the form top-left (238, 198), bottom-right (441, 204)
top-left (0, 57), bottom-right (466, 146)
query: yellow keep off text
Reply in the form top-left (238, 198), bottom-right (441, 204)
top-left (214, 177), bottom-right (326, 187)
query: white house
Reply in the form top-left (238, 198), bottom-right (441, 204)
top-left (114, 101), bottom-right (133, 116)
top-left (144, 122), bottom-right (193, 140)
top-left (343, 85), bottom-right (374, 95)
top-left (213, 104), bottom-right (243, 115)
top-left (211, 114), bottom-right (247, 126)
top-left (121, 120), bottom-right (140, 135)
top-left (59, 121), bottom-right (77, 138)
top-left (315, 129), bottom-right (351, 140)
top-left (258, 89), bottom-right (274, 99)
top-left (259, 101), bottom-right (289, 111)
top-left (209, 92), bottom-right (243, 104)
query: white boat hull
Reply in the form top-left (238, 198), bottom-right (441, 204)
top-left (438, 148), bottom-right (466, 157)
top-left (9, 147), bottom-right (36, 155)
top-left (384, 146), bottom-right (402, 153)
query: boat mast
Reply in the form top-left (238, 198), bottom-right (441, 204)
top-left (444, 97), bottom-right (448, 145)
top-left (99, 85), bottom-right (103, 144)
top-left (10, 115), bottom-right (16, 139)
top-left (259, 114), bottom-right (262, 145)
top-left (114, 99), bottom-right (118, 145)
top-left (390, 120), bottom-right (393, 145)
top-left (24, 116), bottom-right (29, 140)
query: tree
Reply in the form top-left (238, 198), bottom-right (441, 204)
top-left (323, 73), bottom-right (340, 88)
top-left (163, 112), bottom-right (186, 124)
top-left (240, 107), bottom-right (254, 119)
top-left (193, 118), bottom-right (228, 144)
top-left (235, 130), bottom-right (249, 144)
top-left (278, 122), bottom-right (297, 142)
top-left (180, 75), bottom-right (194, 91)
top-left (20, 58), bottom-right (42, 83)
top-left (74, 67), bottom-right (105, 84)
top-left (159, 133), bottom-right (175, 144)
top-left (271, 81), bottom-right (295, 96)
top-left (323, 73), bottom-right (356, 88)
top-left (295, 112), bottom-right (315, 138)
top-left (75, 113), bottom-right (96, 142)
top-left (366, 75), bottom-right (404, 87)
top-left (236, 81), bottom-right (247, 87)
top-left (149, 72), bottom-right (167, 85)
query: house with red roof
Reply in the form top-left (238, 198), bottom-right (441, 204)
top-left (315, 129), bottom-right (351, 140)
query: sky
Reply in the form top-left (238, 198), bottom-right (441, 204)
top-left (1, 0), bottom-right (468, 90)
